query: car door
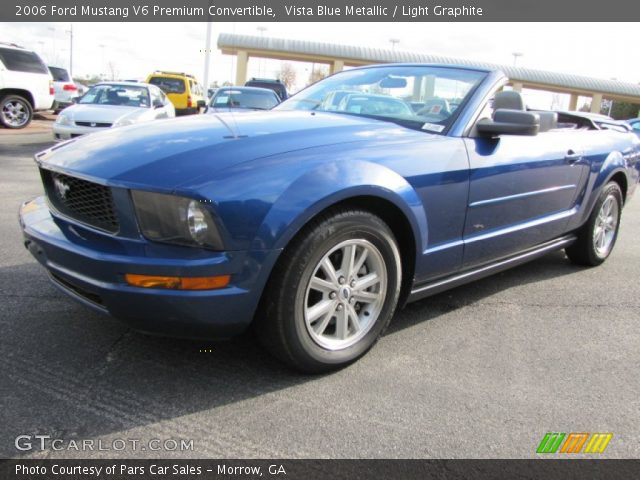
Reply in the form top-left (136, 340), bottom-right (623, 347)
top-left (462, 112), bottom-right (589, 268)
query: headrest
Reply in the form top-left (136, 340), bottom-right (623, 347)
top-left (537, 111), bottom-right (558, 132)
top-left (493, 91), bottom-right (525, 111)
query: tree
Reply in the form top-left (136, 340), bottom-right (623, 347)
top-left (74, 74), bottom-right (102, 86)
top-left (107, 61), bottom-right (119, 81)
top-left (278, 63), bottom-right (297, 91)
top-left (308, 66), bottom-right (328, 86)
top-left (603, 101), bottom-right (640, 120)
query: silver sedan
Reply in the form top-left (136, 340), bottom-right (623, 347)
top-left (53, 82), bottom-right (175, 141)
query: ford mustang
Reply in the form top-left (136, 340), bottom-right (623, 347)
top-left (19, 64), bottom-right (640, 372)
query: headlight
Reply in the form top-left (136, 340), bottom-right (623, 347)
top-left (113, 118), bottom-right (135, 127)
top-left (56, 114), bottom-right (72, 126)
top-left (131, 191), bottom-right (224, 250)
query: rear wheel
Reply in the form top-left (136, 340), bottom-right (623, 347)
top-left (256, 209), bottom-right (402, 373)
top-left (566, 182), bottom-right (622, 266)
top-left (0, 95), bottom-right (33, 129)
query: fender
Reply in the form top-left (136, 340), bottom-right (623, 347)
top-left (571, 149), bottom-right (631, 231)
top-left (254, 159), bottom-right (428, 255)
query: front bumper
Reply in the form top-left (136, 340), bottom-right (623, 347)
top-left (175, 107), bottom-right (199, 116)
top-left (52, 123), bottom-right (110, 141)
top-left (19, 197), bottom-right (279, 338)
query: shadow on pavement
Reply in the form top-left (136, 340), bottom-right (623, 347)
top-left (0, 248), bottom-right (584, 457)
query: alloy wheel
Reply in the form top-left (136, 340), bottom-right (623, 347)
top-left (593, 194), bottom-right (619, 258)
top-left (303, 239), bottom-right (387, 351)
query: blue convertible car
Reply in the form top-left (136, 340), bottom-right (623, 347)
top-left (19, 64), bottom-right (640, 372)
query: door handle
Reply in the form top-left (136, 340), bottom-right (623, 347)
top-left (564, 150), bottom-right (582, 164)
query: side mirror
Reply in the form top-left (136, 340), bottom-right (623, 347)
top-left (153, 101), bottom-right (164, 109)
top-left (477, 109), bottom-right (540, 136)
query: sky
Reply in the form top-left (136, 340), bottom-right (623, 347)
top-left (2, 22), bottom-right (637, 109)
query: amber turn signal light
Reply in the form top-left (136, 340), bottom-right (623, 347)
top-left (125, 273), bottom-right (230, 290)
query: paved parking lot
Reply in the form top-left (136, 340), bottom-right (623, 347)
top-left (1, 125), bottom-right (639, 459)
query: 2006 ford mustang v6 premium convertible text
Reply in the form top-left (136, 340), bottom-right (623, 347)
top-left (20, 64), bottom-right (640, 372)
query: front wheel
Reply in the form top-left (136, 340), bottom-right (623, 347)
top-left (566, 181), bottom-right (623, 266)
top-left (256, 209), bottom-right (402, 373)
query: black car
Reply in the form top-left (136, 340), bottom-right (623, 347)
top-left (244, 78), bottom-right (288, 100)
top-left (206, 86), bottom-right (281, 113)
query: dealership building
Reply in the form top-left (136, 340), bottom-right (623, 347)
top-left (218, 33), bottom-right (640, 113)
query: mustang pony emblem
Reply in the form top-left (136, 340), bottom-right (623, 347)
top-left (53, 177), bottom-right (71, 200)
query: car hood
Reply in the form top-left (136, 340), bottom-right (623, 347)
top-left (61, 104), bottom-right (147, 124)
top-left (38, 110), bottom-right (422, 191)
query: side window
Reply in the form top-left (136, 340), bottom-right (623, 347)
top-left (160, 91), bottom-right (169, 106)
top-left (631, 122), bottom-right (640, 132)
top-left (477, 97), bottom-right (494, 121)
top-left (469, 95), bottom-right (495, 137)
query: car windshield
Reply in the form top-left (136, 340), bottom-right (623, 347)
top-left (276, 65), bottom-right (487, 133)
top-left (210, 89), bottom-right (279, 110)
top-left (78, 84), bottom-right (150, 108)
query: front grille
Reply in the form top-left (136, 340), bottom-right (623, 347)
top-left (41, 169), bottom-right (119, 233)
top-left (50, 272), bottom-right (105, 307)
top-left (75, 121), bottom-right (112, 127)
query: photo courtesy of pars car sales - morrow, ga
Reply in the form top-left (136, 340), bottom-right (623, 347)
top-left (1, 0), bottom-right (640, 478)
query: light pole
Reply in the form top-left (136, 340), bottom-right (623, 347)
top-left (203, 22), bottom-right (212, 93)
top-left (65, 24), bottom-right (73, 77)
top-left (389, 38), bottom-right (400, 50)
top-left (512, 52), bottom-right (523, 67)
top-left (99, 44), bottom-right (106, 79)
top-left (48, 27), bottom-right (56, 62)
top-left (257, 26), bottom-right (267, 77)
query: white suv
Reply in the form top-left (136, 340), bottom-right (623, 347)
top-left (0, 42), bottom-right (54, 129)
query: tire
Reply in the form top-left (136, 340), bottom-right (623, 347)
top-left (0, 95), bottom-right (33, 129)
top-left (256, 209), bottom-right (402, 373)
top-left (565, 181), bottom-right (623, 266)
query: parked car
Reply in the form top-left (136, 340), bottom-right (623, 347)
top-left (245, 77), bottom-right (288, 100)
top-left (206, 86), bottom-right (280, 113)
top-left (19, 64), bottom-right (640, 372)
top-left (337, 93), bottom-right (414, 116)
top-left (0, 42), bottom-right (54, 128)
top-left (48, 66), bottom-right (79, 113)
top-left (53, 82), bottom-right (174, 140)
top-left (145, 71), bottom-right (206, 115)
top-left (626, 118), bottom-right (640, 137)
